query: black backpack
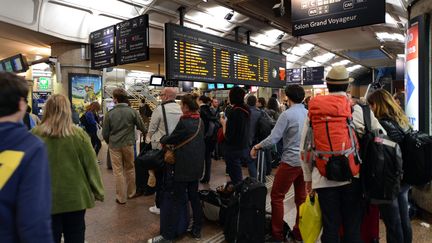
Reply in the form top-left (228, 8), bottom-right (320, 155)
top-left (255, 110), bottom-right (276, 141)
top-left (398, 129), bottom-right (432, 185)
top-left (359, 105), bottom-right (403, 204)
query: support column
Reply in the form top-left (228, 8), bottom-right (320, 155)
top-left (51, 43), bottom-right (102, 96)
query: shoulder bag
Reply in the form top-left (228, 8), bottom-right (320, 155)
top-left (135, 104), bottom-right (170, 170)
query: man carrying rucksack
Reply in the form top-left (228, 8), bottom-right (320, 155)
top-left (300, 66), bottom-right (384, 243)
top-left (251, 85), bottom-right (307, 242)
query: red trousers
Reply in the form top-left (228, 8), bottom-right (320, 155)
top-left (271, 163), bottom-right (307, 241)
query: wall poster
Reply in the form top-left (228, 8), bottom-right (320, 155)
top-left (68, 73), bottom-right (103, 116)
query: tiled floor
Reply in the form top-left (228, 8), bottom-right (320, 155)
top-left (85, 143), bottom-right (432, 242)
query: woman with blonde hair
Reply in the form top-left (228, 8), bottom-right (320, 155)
top-left (32, 94), bottom-right (104, 243)
top-left (367, 89), bottom-right (412, 243)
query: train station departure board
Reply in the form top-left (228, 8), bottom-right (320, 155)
top-left (165, 23), bottom-right (287, 88)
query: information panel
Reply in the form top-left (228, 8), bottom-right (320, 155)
top-left (90, 25), bottom-right (116, 69)
top-left (291, 0), bottom-right (385, 36)
top-left (116, 15), bottom-right (149, 65)
top-left (0, 54), bottom-right (29, 73)
top-left (287, 68), bottom-right (302, 84)
top-left (303, 66), bottom-right (324, 85)
top-left (165, 23), bottom-right (287, 88)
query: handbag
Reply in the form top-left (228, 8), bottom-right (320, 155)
top-left (164, 119), bottom-right (202, 164)
top-left (135, 104), bottom-right (170, 170)
top-left (96, 123), bottom-right (104, 141)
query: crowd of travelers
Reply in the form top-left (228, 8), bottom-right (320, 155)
top-left (0, 64), bottom-right (424, 243)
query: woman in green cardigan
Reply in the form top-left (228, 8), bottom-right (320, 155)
top-left (32, 94), bottom-right (104, 243)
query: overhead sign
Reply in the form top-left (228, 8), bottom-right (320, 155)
top-left (116, 15), bottom-right (150, 65)
top-left (90, 25), bottom-right (116, 69)
top-left (291, 0), bottom-right (385, 36)
top-left (165, 23), bottom-right (287, 88)
top-left (0, 54), bottom-right (29, 73)
top-left (303, 66), bottom-right (324, 85)
top-left (287, 68), bottom-right (302, 84)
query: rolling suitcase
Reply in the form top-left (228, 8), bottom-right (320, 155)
top-left (361, 205), bottom-right (380, 243)
top-left (159, 164), bottom-right (189, 238)
top-left (223, 177), bottom-right (267, 243)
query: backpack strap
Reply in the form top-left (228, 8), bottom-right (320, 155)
top-left (360, 105), bottom-right (372, 133)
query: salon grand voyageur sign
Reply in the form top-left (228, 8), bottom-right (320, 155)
top-left (291, 0), bottom-right (385, 36)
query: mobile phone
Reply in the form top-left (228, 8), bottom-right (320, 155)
top-left (219, 112), bottom-right (225, 119)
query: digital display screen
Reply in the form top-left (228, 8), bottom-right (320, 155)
top-left (150, 76), bottom-right (164, 86)
top-left (207, 83), bottom-right (215, 90)
top-left (13, 57), bottom-right (23, 71)
top-left (217, 83), bottom-right (225, 89)
top-left (226, 84), bottom-right (234, 89)
top-left (287, 68), bottom-right (302, 84)
top-left (0, 54), bottom-right (29, 73)
top-left (4, 61), bottom-right (13, 72)
top-left (303, 66), bottom-right (325, 85)
top-left (165, 23), bottom-right (286, 88)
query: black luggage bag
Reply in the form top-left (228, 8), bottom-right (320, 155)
top-left (223, 177), bottom-right (267, 243)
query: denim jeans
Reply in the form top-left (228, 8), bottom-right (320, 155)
top-left (379, 184), bottom-right (412, 243)
top-left (316, 179), bottom-right (363, 243)
top-left (51, 210), bottom-right (86, 243)
top-left (224, 148), bottom-right (249, 185)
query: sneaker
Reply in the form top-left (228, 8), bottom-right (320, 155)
top-left (147, 235), bottom-right (172, 243)
top-left (149, 206), bottom-right (160, 215)
top-left (115, 199), bottom-right (126, 205)
top-left (188, 230), bottom-right (201, 240)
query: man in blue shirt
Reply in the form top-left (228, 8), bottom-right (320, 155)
top-left (251, 85), bottom-right (307, 242)
top-left (0, 72), bottom-right (53, 243)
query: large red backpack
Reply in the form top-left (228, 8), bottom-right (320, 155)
top-left (307, 95), bottom-right (360, 180)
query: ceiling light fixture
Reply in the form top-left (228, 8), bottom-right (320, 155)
top-left (313, 53), bottom-right (336, 64)
top-left (332, 59), bottom-right (351, 66)
top-left (224, 10), bottom-right (234, 20)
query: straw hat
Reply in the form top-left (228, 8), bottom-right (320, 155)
top-left (325, 65), bottom-right (354, 84)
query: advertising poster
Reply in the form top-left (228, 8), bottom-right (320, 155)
top-left (405, 22), bottom-right (419, 130)
top-left (69, 73), bottom-right (102, 116)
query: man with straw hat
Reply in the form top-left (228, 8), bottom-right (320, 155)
top-left (300, 66), bottom-right (384, 243)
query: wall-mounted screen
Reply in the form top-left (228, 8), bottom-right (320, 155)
top-left (150, 75), bottom-right (164, 86)
top-left (303, 66), bottom-right (324, 85)
top-left (0, 54), bottom-right (28, 73)
top-left (217, 83), bottom-right (225, 89)
top-left (226, 84), bottom-right (234, 89)
top-left (165, 23), bottom-right (286, 88)
top-left (207, 83), bottom-right (215, 90)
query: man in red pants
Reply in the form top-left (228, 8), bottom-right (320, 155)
top-left (251, 85), bottom-right (307, 242)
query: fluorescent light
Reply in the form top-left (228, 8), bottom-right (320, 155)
top-left (376, 32), bottom-right (405, 42)
top-left (332, 59), bottom-right (351, 66)
top-left (347, 65), bottom-right (362, 72)
top-left (385, 13), bottom-right (398, 26)
top-left (397, 54), bottom-right (405, 58)
top-left (252, 29), bottom-right (284, 46)
top-left (289, 43), bottom-right (314, 56)
top-left (304, 60), bottom-right (320, 67)
top-left (285, 53), bottom-right (300, 62)
top-left (313, 53), bottom-right (335, 64)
